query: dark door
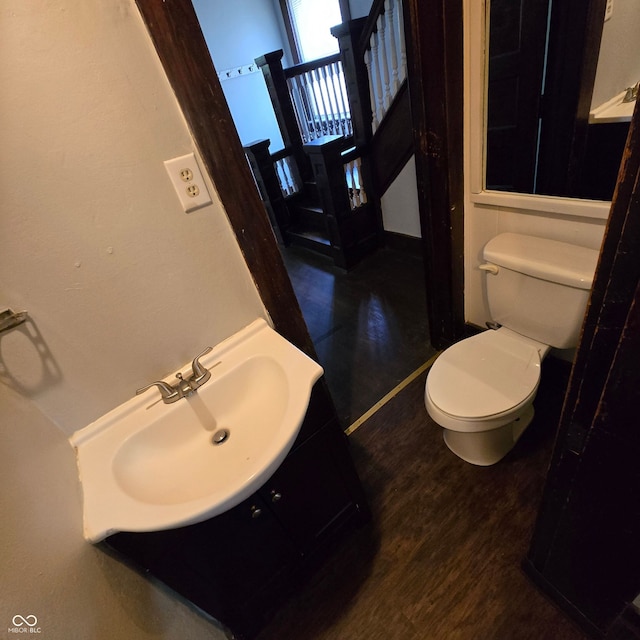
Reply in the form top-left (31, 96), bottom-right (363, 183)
top-left (485, 0), bottom-right (550, 192)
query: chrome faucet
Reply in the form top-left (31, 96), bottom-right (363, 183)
top-left (136, 347), bottom-right (214, 404)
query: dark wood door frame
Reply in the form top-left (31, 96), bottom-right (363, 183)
top-left (403, 0), bottom-right (466, 348)
top-left (525, 101), bottom-right (640, 637)
top-left (134, 0), bottom-right (465, 354)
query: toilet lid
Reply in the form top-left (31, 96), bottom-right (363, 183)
top-left (427, 331), bottom-right (542, 420)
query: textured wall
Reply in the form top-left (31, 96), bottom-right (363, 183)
top-left (0, 0), bottom-right (267, 435)
top-left (0, 1), bottom-right (267, 637)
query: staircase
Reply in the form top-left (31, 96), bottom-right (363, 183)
top-left (245, 0), bottom-right (411, 269)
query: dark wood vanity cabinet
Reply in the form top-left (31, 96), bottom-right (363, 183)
top-left (105, 381), bottom-right (369, 639)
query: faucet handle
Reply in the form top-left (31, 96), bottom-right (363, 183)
top-left (136, 380), bottom-right (179, 402)
top-left (191, 346), bottom-right (213, 383)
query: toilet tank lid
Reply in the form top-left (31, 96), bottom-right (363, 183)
top-left (483, 233), bottom-right (599, 290)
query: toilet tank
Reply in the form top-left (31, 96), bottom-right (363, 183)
top-left (483, 233), bottom-right (599, 349)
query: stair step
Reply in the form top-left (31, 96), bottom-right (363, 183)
top-left (289, 201), bottom-right (325, 231)
top-left (286, 225), bottom-right (333, 257)
top-left (302, 180), bottom-right (319, 200)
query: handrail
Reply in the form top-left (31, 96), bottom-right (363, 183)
top-left (270, 146), bottom-right (293, 162)
top-left (358, 0), bottom-right (386, 55)
top-left (284, 53), bottom-right (342, 79)
top-left (358, 0), bottom-right (406, 133)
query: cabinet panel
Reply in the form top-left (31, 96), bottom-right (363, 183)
top-left (104, 383), bottom-right (368, 639)
top-left (260, 424), bottom-right (355, 553)
top-left (106, 494), bottom-right (298, 619)
top-left (293, 379), bottom-right (336, 445)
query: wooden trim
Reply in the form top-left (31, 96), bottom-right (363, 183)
top-left (383, 230), bottom-right (422, 256)
top-left (283, 53), bottom-right (342, 78)
top-left (358, 0), bottom-right (386, 55)
top-left (338, 0), bottom-right (351, 22)
top-left (134, 0), bottom-right (315, 359)
top-left (370, 81), bottom-right (413, 196)
top-left (536, 0), bottom-right (606, 197)
top-left (278, 0), bottom-right (302, 65)
top-left (403, 0), bottom-right (465, 348)
top-left (521, 559), bottom-right (603, 639)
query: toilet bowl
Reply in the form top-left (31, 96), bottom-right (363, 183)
top-left (425, 328), bottom-right (549, 466)
top-left (423, 233), bottom-right (599, 466)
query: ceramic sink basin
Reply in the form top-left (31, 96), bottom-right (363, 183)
top-left (70, 319), bottom-right (323, 542)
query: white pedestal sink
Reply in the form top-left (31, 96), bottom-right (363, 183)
top-left (70, 319), bottom-right (323, 542)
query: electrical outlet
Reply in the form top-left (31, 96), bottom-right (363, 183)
top-left (605, 0), bottom-right (613, 21)
top-left (164, 152), bottom-right (212, 213)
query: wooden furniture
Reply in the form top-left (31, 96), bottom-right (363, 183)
top-left (104, 381), bottom-right (369, 640)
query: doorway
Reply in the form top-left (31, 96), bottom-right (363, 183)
top-left (136, 0), bottom-right (465, 429)
top-left (190, 0), bottom-right (436, 427)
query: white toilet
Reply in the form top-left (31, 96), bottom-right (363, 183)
top-left (425, 233), bottom-right (599, 466)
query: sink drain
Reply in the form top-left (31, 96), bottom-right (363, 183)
top-left (212, 428), bottom-right (230, 445)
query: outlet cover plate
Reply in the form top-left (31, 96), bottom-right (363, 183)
top-left (164, 152), bottom-right (212, 213)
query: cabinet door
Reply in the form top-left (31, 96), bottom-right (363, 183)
top-left (106, 494), bottom-right (298, 620)
top-left (260, 425), bottom-right (355, 554)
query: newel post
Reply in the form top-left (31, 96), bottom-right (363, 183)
top-left (304, 135), bottom-right (353, 268)
top-left (255, 50), bottom-right (310, 180)
top-left (331, 18), bottom-right (372, 147)
top-left (243, 139), bottom-right (289, 246)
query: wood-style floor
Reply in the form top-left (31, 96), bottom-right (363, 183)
top-left (281, 245), bottom-right (436, 428)
top-left (257, 358), bottom-right (589, 640)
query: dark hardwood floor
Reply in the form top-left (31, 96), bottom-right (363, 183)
top-left (281, 245), bottom-right (436, 428)
top-left (257, 357), bottom-right (589, 640)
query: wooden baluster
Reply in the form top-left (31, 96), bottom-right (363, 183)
top-left (345, 161), bottom-right (355, 209)
top-left (319, 65), bottom-right (336, 135)
top-left (243, 139), bottom-right (290, 245)
top-left (331, 63), bottom-right (347, 137)
top-left (364, 48), bottom-right (379, 131)
top-left (313, 67), bottom-right (330, 136)
top-left (370, 30), bottom-right (384, 131)
top-left (282, 158), bottom-right (297, 195)
top-left (303, 70), bottom-right (320, 139)
top-left (377, 11), bottom-right (391, 112)
top-left (355, 157), bottom-right (367, 204)
top-left (334, 62), bottom-right (349, 137)
top-left (385, 0), bottom-right (400, 96)
top-left (297, 74), bottom-right (315, 143)
top-left (397, 0), bottom-right (407, 84)
top-left (327, 63), bottom-right (342, 136)
top-left (287, 77), bottom-right (308, 143)
top-left (338, 62), bottom-right (352, 137)
top-left (275, 160), bottom-right (288, 195)
top-left (285, 155), bottom-right (301, 193)
top-left (352, 160), bottom-right (362, 208)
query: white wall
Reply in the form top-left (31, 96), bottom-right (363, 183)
top-left (463, 0), bottom-right (609, 329)
top-left (1, 383), bottom-right (227, 640)
top-left (0, 2), bottom-right (266, 636)
top-left (1, 0), bottom-right (267, 435)
top-left (380, 156), bottom-right (421, 238)
top-left (591, 0), bottom-right (640, 108)
top-left (350, 0), bottom-right (374, 19)
top-left (193, 0), bottom-right (288, 151)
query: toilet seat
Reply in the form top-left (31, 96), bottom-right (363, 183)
top-left (426, 329), bottom-right (542, 428)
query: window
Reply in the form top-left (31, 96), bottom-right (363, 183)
top-left (281, 0), bottom-right (343, 63)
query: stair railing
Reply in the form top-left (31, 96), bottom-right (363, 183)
top-left (251, 8), bottom-right (407, 266)
top-left (359, 0), bottom-right (407, 133)
top-left (285, 54), bottom-right (352, 143)
top-left (243, 139), bottom-right (295, 246)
